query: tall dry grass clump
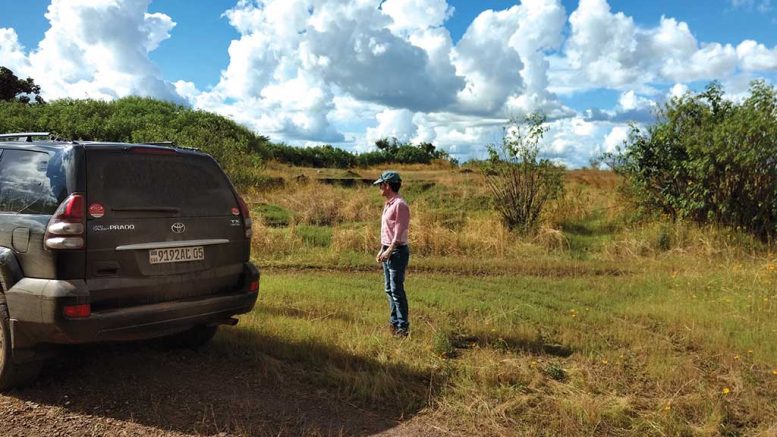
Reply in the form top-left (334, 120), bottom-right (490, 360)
top-left (251, 221), bottom-right (305, 256)
top-left (329, 208), bottom-right (522, 258)
top-left (543, 185), bottom-right (592, 228)
top-left (565, 169), bottom-right (619, 190)
top-left (327, 198), bottom-right (570, 258)
top-left (601, 220), bottom-right (768, 260)
top-left (262, 181), bottom-right (377, 226)
top-left (331, 224), bottom-right (377, 254)
top-left (410, 207), bottom-right (522, 257)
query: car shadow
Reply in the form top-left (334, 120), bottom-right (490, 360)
top-left (9, 328), bottom-right (433, 436)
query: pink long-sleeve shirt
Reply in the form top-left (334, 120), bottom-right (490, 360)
top-left (381, 194), bottom-right (410, 246)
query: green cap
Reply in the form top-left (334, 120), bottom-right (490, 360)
top-left (373, 170), bottom-right (401, 185)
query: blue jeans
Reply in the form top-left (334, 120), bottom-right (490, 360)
top-left (382, 245), bottom-right (410, 331)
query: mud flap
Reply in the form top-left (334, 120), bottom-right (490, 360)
top-left (0, 248), bottom-right (23, 294)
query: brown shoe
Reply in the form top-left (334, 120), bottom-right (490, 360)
top-left (387, 324), bottom-right (398, 335)
top-left (393, 328), bottom-right (409, 337)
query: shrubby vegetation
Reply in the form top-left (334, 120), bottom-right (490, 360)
top-left (0, 96), bottom-right (269, 187)
top-left (0, 65), bottom-right (457, 185)
top-left (482, 113), bottom-right (565, 233)
top-left (609, 80), bottom-right (777, 241)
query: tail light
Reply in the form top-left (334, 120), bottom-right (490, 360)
top-left (45, 193), bottom-right (86, 250)
top-left (236, 194), bottom-right (252, 239)
top-left (63, 303), bottom-right (91, 318)
top-left (248, 279), bottom-right (259, 293)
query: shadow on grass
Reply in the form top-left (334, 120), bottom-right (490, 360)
top-left (10, 328), bottom-right (434, 436)
top-left (452, 332), bottom-right (573, 358)
top-left (560, 215), bottom-right (621, 259)
top-left (561, 220), bottom-right (620, 237)
top-left (258, 304), bottom-right (355, 323)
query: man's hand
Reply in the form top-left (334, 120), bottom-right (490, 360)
top-left (377, 245), bottom-right (394, 263)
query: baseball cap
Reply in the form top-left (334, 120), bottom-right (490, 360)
top-left (373, 170), bottom-right (401, 185)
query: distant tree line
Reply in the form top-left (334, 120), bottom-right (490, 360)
top-left (608, 80), bottom-right (777, 241)
top-left (266, 136), bottom-right (456, 169)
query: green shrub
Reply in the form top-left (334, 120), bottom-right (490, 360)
top-left (609, 80), bottom-right (777, 241)
top-left (482, 114), bottom-right (565, 233)
top-left (432, 331), bottom-right (457, 358)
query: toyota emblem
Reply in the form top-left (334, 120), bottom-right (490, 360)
top-left (171, 222), bottom-right (185, 234)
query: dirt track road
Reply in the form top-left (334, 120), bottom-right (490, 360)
top-left (0, 341), bottom-right (430, 436)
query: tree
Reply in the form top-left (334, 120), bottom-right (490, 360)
top-left (375, 137), bottom-right (400, 153)
top-left (418, 141), bottom-right (436, 156)
top-left (483, 113), bottom-right (564, 233)
top-left (0, 66), bottom-right (44, 104)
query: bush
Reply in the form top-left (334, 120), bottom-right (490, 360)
top-left (608, 81), bottom-right (777, 241)
top-left (482, 114), bottom-right (565, 233)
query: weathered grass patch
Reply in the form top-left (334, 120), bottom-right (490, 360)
top-left (236, 168), bottom-right (777, 435)
top-left (230, 265), bottom-right (777, 436)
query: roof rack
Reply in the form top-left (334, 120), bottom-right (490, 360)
top-left (143, 141), bottom-right (200, 152)
top-left (0, 132), bottom-right (53, 142)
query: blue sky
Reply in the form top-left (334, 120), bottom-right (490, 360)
top-left (2, 0), bottom-right (777, 165)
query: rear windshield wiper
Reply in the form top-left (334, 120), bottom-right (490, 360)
top-left (111, 206), bottom-right (181, 214)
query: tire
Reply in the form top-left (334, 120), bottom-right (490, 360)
top-left (0, 303), bottom-right (42, 390)
top-left (157, 324), bottom-right (218, 350)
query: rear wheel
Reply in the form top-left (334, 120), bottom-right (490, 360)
top-left (0, 303), bottom-right (43, 390)
top-left (157, 325), bottom-right (218, 350)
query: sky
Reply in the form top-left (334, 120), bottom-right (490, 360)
top-left (1, 0), bottom-right (777, 166)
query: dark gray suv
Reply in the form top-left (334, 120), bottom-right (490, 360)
top-left (0, 133), bottom-right (260, 389)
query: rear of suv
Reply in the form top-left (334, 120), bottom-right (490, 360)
top-left (0, 133), bottom-right (259, 389)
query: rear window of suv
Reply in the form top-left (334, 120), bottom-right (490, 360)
top-left (0, 149), bottom-right (64, 215)
top-left (86, 150), bottom-right (238, 217)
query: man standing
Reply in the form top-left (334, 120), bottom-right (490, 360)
top-left (374, 171), bottom-right (411, 337)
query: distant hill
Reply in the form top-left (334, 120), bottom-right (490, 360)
top-left (0, 97), bottom-right (270, 187)
top-left (0, 96), bottom-right (456, 187)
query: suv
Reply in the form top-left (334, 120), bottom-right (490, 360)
top-left (0, 133), bottom-right (260, 389)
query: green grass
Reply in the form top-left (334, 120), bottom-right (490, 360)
top-left (560, 211), bottom-right (620, 258)
top-left (254, 203), bottom-right (292, 227)
top-left (293, 225), bottom-right (332, 247)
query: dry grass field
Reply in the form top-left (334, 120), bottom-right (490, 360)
top-left (236, 165), bottom-right (777, 436)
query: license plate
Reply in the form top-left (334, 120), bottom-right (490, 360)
top-left (149, 246), bottom-right (205, 264)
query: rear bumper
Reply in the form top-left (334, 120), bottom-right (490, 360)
top-left (5, 263), bottom-right (259, 349)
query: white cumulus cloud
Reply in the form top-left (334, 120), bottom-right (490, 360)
top-left (3, 0), bottom-right (183, 102)
top-left (365, 109), bottom-right (418, 145)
